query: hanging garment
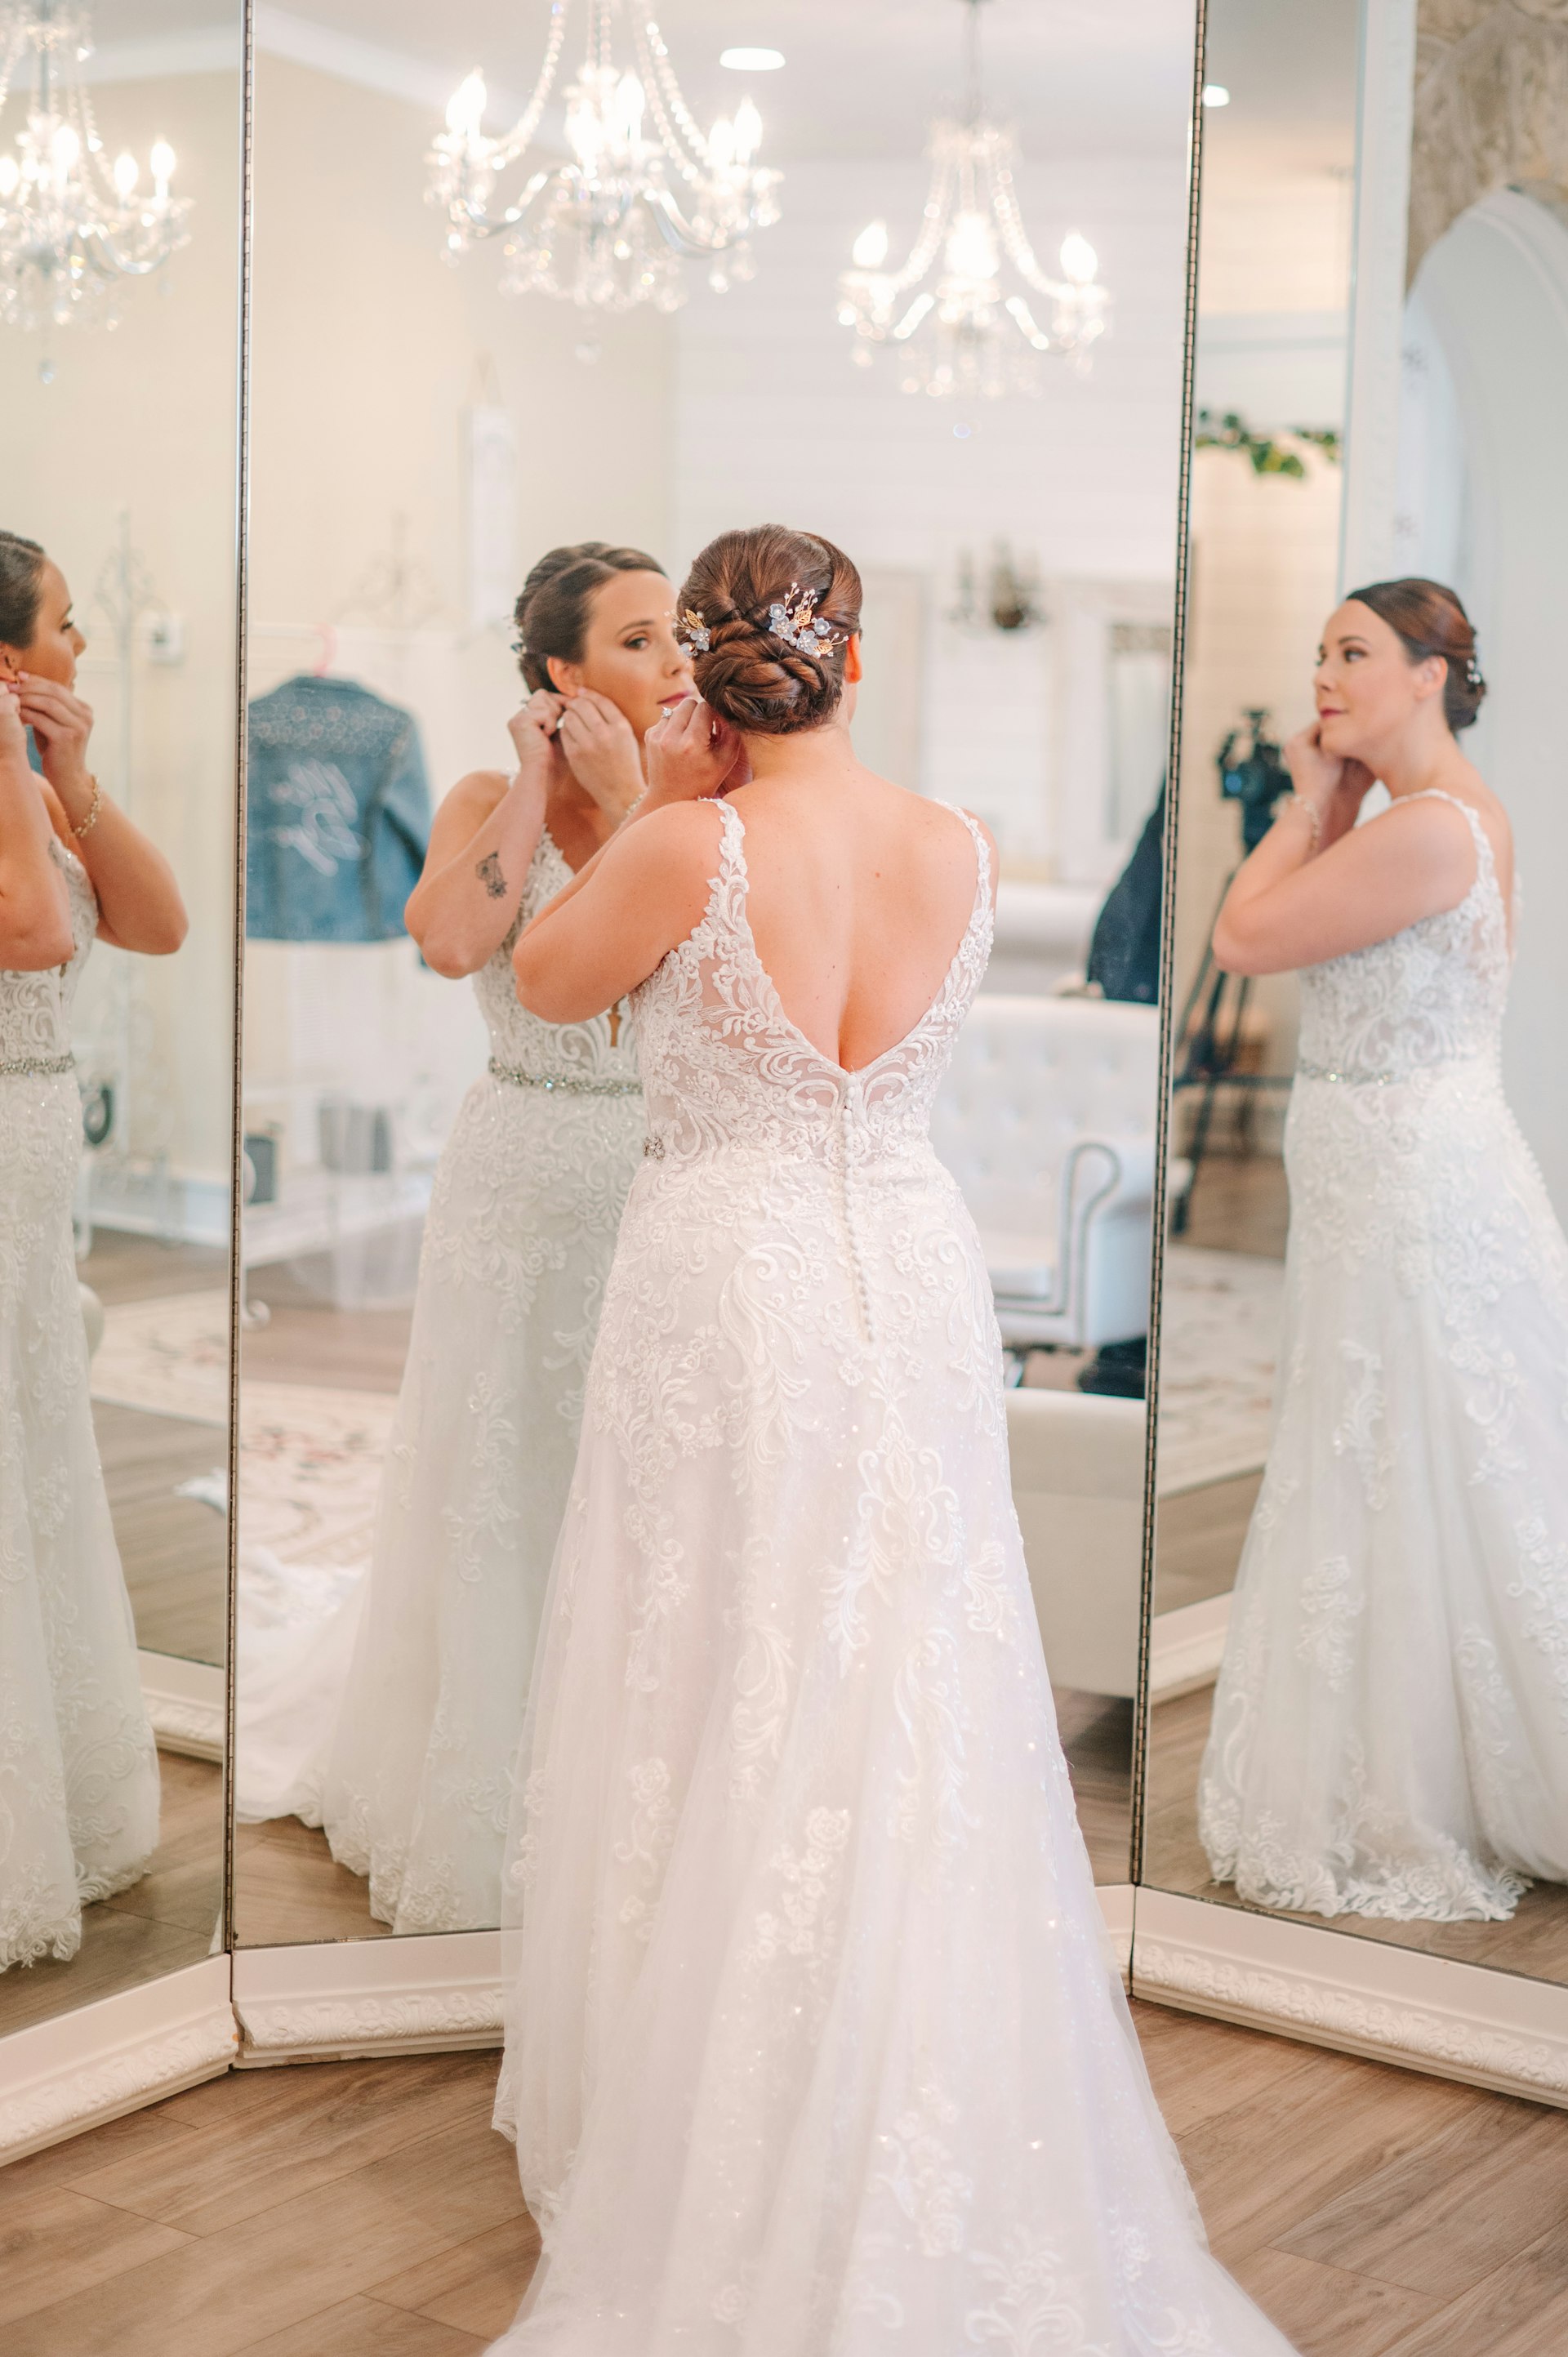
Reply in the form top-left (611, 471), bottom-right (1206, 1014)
top-left (1087, 786), bottom-right (1165, 1005)
top-left (0, 835), bottom-right (159, 1970)
top-left (1200, 791), bottom-right (1568, 1920)
top-left (246, 674), bottom-right (431, 942)
top-left (487, 800), bottom-right (1295, 2355)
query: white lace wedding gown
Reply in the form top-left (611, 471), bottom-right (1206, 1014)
top-left (488, 802), bottom-right (1294, 2355)
top-left (317, 828), bottom-right (644, 1932)
top-left (1200, 791), bottom-right (1568, 1921)
top-left (0, 835), bottom-right (158, 1970)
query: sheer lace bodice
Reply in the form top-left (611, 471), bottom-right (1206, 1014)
top-left (475, 827), bottom-right (639, 1086)
top-left (0, 835), bottom-right (96, 1067)
top-left (1296, 791), bottom-right (1508, 1079)
top-left (633, 798), bottom-right (993, 1174)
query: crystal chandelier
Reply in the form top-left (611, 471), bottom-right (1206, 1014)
top-left (0, 0), bottom-right (189, 341)
top-left (429, 0), bottom-right (782, 314)
top-left (837, 0), bottom-right (1110, 398)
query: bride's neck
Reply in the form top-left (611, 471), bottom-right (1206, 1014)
top-left (739, 715), bottom-right (859, 787)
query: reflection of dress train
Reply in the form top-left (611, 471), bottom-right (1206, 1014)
top-left (1200, 791), bottom-right (1568, 1922)
top-left (0, 836), bottom-right (158, 1970)
top-left (316, 829), bottom-right (643, 1933)
top-left (490, 804), bottom-right (1292, 2355)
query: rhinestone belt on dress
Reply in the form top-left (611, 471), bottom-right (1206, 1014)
top-left (488, 1056), bottom-right (639, 1098)
top-left (1295, 1058), bottom-right (1396, 1086)
top-left (0, 1052), bottom-right (74, 1077)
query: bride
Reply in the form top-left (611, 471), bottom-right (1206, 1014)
top-left (486, 524), bottom-right (1295, 2351)
top-left (0, 530), bottom-right (187, 1969)
top-left (314, 543), bottom-right (692, 1934)
top-left (1200, 577), bottom-right (1568, 1922)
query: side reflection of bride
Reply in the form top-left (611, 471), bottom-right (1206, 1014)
top-left (314, 544), bottom-right (693, 1934)
top-left (0, 529), bottom-right (188, 1970)
top-left (485, 525), bottom-right (1294, 2353)
top-left (1200, 577), bottom-right (1568, 1923)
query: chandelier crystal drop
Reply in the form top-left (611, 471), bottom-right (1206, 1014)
top-left (0, 0), bottom-right (189, 338)
top-left (429, 0), bottom-right (782, 314)
top-left (837, 0), bottom-right (1109, 399)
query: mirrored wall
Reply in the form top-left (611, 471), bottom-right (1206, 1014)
top-left (230, 0), bottom-right (1199, 1951)
top-left (1146, 0), bottom-right (1568, 1997)
top-left (0, 2), bottom-right (241, 2042)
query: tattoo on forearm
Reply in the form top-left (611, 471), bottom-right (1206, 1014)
top-left (476, 851), bottom-right (507, 899)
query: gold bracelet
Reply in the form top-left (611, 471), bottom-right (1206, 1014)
top-left (1281, 791), bottom-right (1321, 849)
top-left (70, 775), bottom-right (102, 839)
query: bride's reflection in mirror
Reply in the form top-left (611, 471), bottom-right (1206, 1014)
top-left (1197, 579), bottom-right (1568, 1923)
top-left (242, 546), bottom-right (691, 1932)
top-left (0, 531), bottom-right (189, 1972)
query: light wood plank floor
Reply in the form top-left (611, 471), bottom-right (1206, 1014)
top-left (0, 1755), bottom-right (223, 2043)
top-left (1145, 1683), bottom-right (1568, 1987)
top-left (3, 2003), bottom-right (1564, 2354)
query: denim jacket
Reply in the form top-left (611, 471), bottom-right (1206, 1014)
top-left (246, 675), bottom-right (432, 942)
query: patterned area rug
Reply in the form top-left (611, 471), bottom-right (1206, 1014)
top-left (237, 1382), bottom-right (394, 1570)
top-left (91, 1253), bottom-right (1283, 1533)
top-left (1157, 1245), bottom-right (1285, 1495)
top-left (91, 1289), bottom-right (229, 1428)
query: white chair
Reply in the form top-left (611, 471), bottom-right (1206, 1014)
top-left (1007, 1388), bottom-right (1145, 1699)
top-left (932, 995), bottom-right (1160, 1349)
top-left (982, 879), bottom-right (1103, 997)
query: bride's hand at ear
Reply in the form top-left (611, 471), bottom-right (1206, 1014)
top-left (642, 697), bottom-right (742, 811)
top-left (506, 691), bottom-right (568, 796)
top-left (556, 688), bottom-right (645, 819)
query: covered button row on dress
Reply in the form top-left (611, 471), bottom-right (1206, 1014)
top-left (837, 1072), bottom-right (877, 1348)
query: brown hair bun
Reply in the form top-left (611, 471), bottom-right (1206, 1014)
top-left (1344, 576), bottom-right (1486, 733)
top-left (514, 541), bottom-right (666, 693)
top-left (679, 525), bottom-right (862, 737)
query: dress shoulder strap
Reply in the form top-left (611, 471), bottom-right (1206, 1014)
top-left (1404, 787), bottom-right (1493, 871)
top-left (937, 801), bottom-right (994, 928)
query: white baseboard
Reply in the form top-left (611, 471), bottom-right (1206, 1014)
top-left (140, 1651), bottom-right (225, 1761)
top-left (1132, 1886), bottom-right (1568, 2109)
top-left (1148, 1593), bottom-right (1230, 1700)
top-left (1097, 1882), bottom-right (1134, 1982)
top-left (0, 1956), bottom-right (235, 2165)
top-left (233, 1930), bottom-right (509, 2062)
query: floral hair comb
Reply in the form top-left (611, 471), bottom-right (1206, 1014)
top-left (678, 608), bottom-right (711, 654)
top-left (768, 583), bottom-right (845, 659)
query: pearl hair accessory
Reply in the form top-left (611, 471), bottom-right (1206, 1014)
top-left (767, 583), bottom-right (845, 658)
top-left (1463, 652), bottom-right (1484, 691)
top-left (678, 608), bottom-right (711, 654)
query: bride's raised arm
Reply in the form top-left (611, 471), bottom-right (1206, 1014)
top-left (513, 693), bottom-right (741, 1020)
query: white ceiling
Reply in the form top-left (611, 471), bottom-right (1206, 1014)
top-left (89, 0), bottom-right (1201, 160)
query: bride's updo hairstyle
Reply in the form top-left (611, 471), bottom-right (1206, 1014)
top-left (1344, 576), bottom-right (1487, 733)
top-left (514, 541), bottom-right (666, 693)
top-left (679, 525), bottom-right (862, 736)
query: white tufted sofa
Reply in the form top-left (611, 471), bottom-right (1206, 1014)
top-left (982, 880), bottom-right (1102, 998)
top-left (931, 995), bottom-right (1160, 1349)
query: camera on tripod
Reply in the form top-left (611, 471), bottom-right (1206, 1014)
top-left (1218, 708), bottom-right (1293, 853)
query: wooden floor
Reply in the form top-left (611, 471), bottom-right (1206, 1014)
top-left (4, 2002), bottom-right (1566, 2355)
top-left (1145, 1682), bottom-right (1568, 1986)
top-left (79, 1231), bottom-right (229, 1308)
top-left (1155, 1468), bottom-right (1264, 1614)
top-left (0, 1755), bottom-right (223, 2043)
top-left (100, 1402), bottom-right (226, 1664)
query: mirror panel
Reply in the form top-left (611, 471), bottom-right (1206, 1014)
top-left (1146, 0), bottom-right (1568, 1989)
top-left (234, 0), bottom-right (1198, 1948)
top-left (0, 11), bottom-right (240, 2033)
